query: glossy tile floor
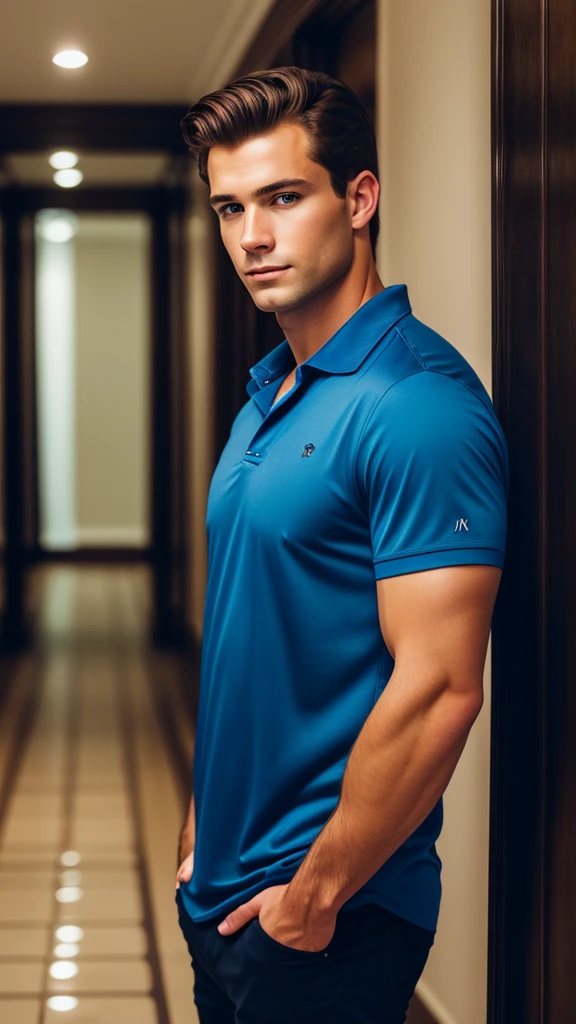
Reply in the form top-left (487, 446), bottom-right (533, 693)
top-left (0, 564), bottom-right (198, 1024)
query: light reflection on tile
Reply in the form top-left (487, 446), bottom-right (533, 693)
top-left (43, 996), bottom-right (158, 1023)
top-left (46, 958), bottom-right (152, 994)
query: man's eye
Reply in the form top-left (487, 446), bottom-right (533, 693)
top-left (275, 193), bottom-right (299, 205)
top-left (220, 193), bottom-right (300, 216)
top-left (221, 203), bottom-right (243, 216)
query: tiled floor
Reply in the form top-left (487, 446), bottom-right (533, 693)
top-left (0, 564), bottom-right (198, 1024)
top-left (0, 563), bottom-right (435, 1024)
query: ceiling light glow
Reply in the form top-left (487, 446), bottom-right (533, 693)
top-left (53, 50), bottom-right (88, 69)
top-left (49, 151), bottom-right (79, 170)
top-left (53, 169), bottom-right (83, 189)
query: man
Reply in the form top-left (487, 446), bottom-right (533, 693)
top-left (175, 66), bottom-right (508, 1023)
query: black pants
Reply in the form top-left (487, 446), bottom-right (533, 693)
top-left (176, 889), bottom-right (435, 1023)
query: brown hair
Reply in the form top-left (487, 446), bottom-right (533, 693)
top-left (180, 66), bottom-right (379, 258)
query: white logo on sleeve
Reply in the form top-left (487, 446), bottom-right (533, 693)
top-left (453, 518), bottom-right (469, 532)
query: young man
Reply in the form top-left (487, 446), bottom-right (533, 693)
top-left (175, 66), bottom-right (508, 1023)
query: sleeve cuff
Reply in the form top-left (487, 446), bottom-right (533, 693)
top-left (373, 545), bottom-right (506, 580)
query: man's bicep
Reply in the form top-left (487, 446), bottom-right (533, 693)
top-left (375, 564), bottom-right (502, 701)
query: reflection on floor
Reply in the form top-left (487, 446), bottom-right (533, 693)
top-left (0, 564), bottom-right (198, 1024)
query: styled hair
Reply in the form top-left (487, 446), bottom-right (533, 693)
top-left (180, 66), bottom-right (379, 258)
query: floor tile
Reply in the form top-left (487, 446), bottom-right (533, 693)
top-left (0, 961), bottom-right (44, 994)
top-left (0, 852), bottom-right (57, 869)
top-left (72, 925), bottom-right (147, 958)
top-left (0, 927), bottom-right (49, 957)
top-left (0, 999), bottom-right (40, 1024)
top-left (0, 890), bottom-right (53, 923)
top-left (0, 871), bottom-right (55, 890)
top-left (2, 817), bottom-right (63, 846)
top-left (56, 887), bottom-right (142, 923)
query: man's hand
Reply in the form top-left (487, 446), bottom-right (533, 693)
top-left (216, 883), bottom-right (337, 953)
top-left (175, 848), bottom-right (194, 889)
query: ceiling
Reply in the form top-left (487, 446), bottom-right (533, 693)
top-left (0, 0), bottom-right (275, 103)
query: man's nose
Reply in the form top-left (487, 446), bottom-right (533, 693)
top-left (240, 207), bottom-right (274, 253)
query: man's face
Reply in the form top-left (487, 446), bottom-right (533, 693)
top-left (207, 121), bottom-right (355, 313)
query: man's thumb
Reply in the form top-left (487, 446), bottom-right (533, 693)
top-left (177, 852), bottom-right (194, 883)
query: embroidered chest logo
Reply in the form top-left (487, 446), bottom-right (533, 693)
top-left (301, 443), bottom-right (316, 458)
top-left (453, 518), bottom-right (469, 532)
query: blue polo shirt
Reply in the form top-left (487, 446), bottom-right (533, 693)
top-left (180, 283), bottom-right (508, 934)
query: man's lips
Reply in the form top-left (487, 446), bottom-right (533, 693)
top-left (246, 266), bottom-right (290, 280)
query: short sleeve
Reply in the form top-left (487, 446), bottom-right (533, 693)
top-left (354, 371), bottom-right (509, 579)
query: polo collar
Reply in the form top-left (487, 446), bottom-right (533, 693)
top-left (246, 283), bottom-right (411, 395)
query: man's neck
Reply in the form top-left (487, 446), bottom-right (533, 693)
top-left (276, 263), bottom-right (385, 368)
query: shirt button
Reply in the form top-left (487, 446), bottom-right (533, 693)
top-left (246, 450), bottom-right (252, 455)
top-left (263, 378), bottom-right (270, 384)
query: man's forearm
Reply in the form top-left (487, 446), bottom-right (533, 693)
top-left (284, 666), bottom-right (482, 919)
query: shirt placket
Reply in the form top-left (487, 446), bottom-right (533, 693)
top-left (243, 365), bottom-right (304, 465)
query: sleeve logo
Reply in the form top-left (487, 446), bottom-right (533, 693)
top-left (453, 518), bottom-right (469, 532)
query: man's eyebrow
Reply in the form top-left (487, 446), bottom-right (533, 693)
top-left (208, 178), bottom-right (312, 207)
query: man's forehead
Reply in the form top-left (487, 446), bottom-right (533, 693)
top-left (207, 123), bottom-right (321, 188)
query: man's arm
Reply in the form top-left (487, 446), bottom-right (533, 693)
top-left (283, 563), bottom-right (502, 920)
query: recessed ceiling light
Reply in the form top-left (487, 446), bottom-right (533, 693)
top-left (53, 169), bottom-right (83, 189)
top-left (49, 151), bottom-right (78, 170)
top-left (53, 50), bottom-right (88, 69)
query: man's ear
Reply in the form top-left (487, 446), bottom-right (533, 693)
top-left (349, 171), bottom-right (379, 233)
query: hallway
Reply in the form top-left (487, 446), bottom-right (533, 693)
top-left (0, 564), bottom-right (198, 1023)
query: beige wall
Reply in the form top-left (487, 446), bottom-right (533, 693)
top-left (74, 215), bottom-right (150, 547)
top-left (185, 167), bottom-right (216, 641)
top-left (376, 2), bottom-right (492, 1022)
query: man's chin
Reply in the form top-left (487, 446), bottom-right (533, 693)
top-left (250, 287), bottom-right (309, 314)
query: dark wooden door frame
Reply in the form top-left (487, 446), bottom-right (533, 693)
top-left (489, 0), bottom-right (576, 1021)
top-left (0, 176), bottom-right (189, 650)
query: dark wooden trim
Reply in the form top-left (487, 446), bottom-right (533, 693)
top-left (27, 547), bottom-right (152, 564)
top-left (0, 104), bottom-right (189, 155)
top-left (233, 0), bottom-right (369, 78)
top-left (489, 0), bottom-right (576, 1020)
top-left (1, 198), bottom-right (31, 649)
top-left (0, 187), bottom-right (160, 214)
top-left (149, 185), bottom-right (188, 647)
